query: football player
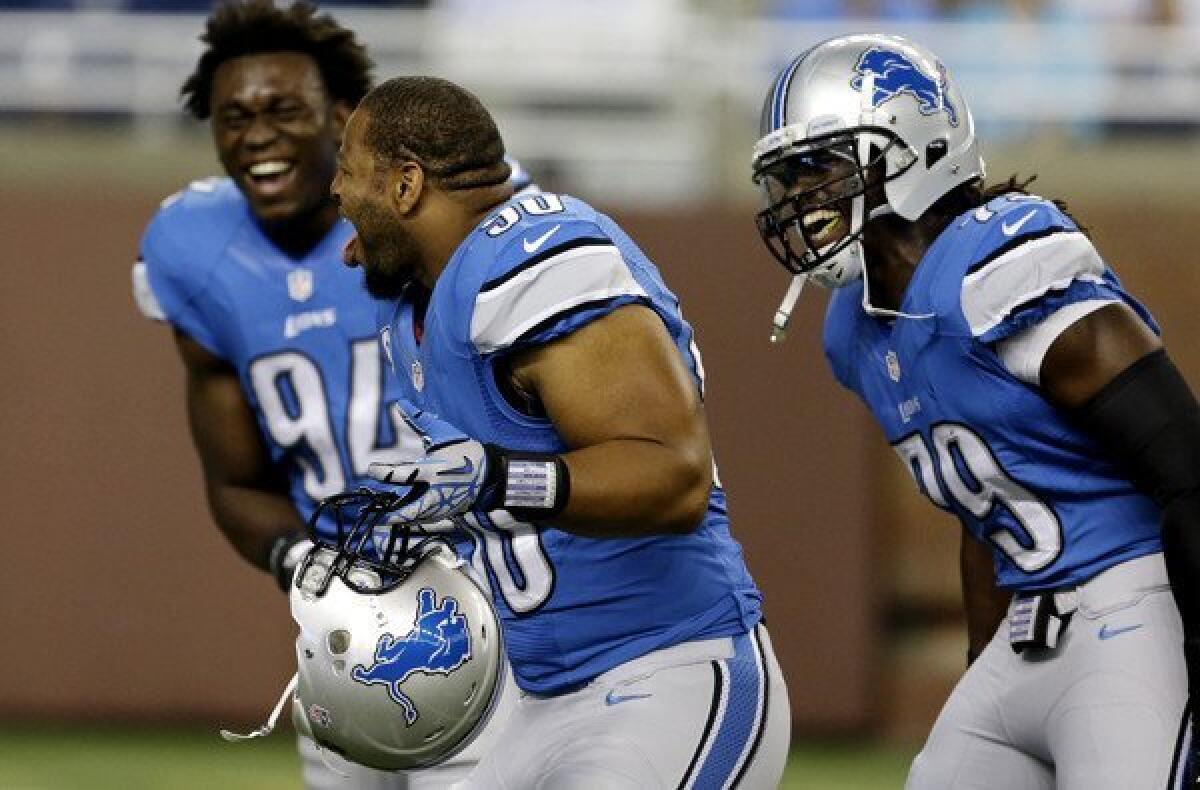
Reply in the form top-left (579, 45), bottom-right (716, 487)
top-left (750, 33), bottom-right (1199, 789)
top-left (330, 75), bottom-right (791, 788)
top-left (132, 2), bottom-right (519, 787)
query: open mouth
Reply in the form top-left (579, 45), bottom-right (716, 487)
top-left (803, 208), bottom-right (843, 248)
top-left (243, 159), bottom-right (297, 198)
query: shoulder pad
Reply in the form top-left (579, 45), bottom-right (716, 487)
top-left (137, 178), bottom-right (245, 316)
top-left (134, 178), bottom-right (247, 355)
top-left (468, 195), bottom-right (646, 354)
top-left (959, 195), bottom-right (1105, 339)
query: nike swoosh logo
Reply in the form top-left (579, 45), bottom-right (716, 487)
top-left (1098, 623), bottom-right (1143, 640)
top-left (1001, 209), bottom-right (1038, 237)
top-left (523, 224), bottom-right (562, 254)
top-left (605, 690), bottom-right (652, 706)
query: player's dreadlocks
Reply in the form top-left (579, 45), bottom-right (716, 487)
top-left (358, 76), bottom-right (511, 192)
top-left (181, 0), bottom-right (373, 120)
top-left (933, 174), bottom-right (1090, 236)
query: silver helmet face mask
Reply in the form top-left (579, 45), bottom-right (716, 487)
top-left (751, 33), bottom-right (984, 318)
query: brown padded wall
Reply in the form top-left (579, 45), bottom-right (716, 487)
top-left (0, 188), bottom-right (874, 731)
top-left (13, 187), bottom-right (1188, 731)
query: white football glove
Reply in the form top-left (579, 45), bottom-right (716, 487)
top-left (368, 403), bottom-right (499, 523)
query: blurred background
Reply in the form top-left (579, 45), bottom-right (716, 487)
top-left (4, 0), bottom-right (1200, 787)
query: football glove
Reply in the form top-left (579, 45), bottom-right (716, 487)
top-left (368, 403), bottom-right (501, 523)
top-left (267, 530), bottom-right (313, 593)
top-left (369, 402), bottom-right (570, 524)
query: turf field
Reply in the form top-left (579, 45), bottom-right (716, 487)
top-left (0, 728), bottom-right (911, 789)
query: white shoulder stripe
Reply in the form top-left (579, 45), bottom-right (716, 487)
top-left (131, 260), bottom-right (167, 321)
top-left (471, 244), bottom-right (646, 354)
top-left (962, 232), bottom-right (1105, 337)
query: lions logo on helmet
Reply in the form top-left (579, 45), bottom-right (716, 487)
top-left (350, 587), bottom-right (472, 725)
top-left (852, 47), bottom-right (958, 126)
top-left (288, 491), bottom-right (503, 772)
top-left (752, 34), bottom-right (984, 307)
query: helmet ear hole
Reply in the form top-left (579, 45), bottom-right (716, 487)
top-left (926, 139), bottom-right (948, 169)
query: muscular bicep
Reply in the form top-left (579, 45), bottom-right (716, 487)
top-left (1039, 301), bottom-right (1162, 409)
top-left (174, 331), bottom-right (280, 489)
top-left (506, 304), bottom-right (712, 534)
top-left (511, 304), bottom-right (707, 455)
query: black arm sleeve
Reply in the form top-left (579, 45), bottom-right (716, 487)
top-left (1074, 349), bottom-right (1200, 690)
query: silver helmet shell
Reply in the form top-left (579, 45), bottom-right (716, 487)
top-left (752, 33), bottom-right (984, 286)
top-left (290, 542), bottom-right (503, 772)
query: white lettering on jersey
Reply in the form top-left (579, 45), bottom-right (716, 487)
top-left (894, 424), bottom-right (1063, 572)
top-left (283, 307), bottom-right (337, 339)
top-left (250, 339), bottom-right (403, 502)
top-left (461, 511), bottom-right (555, 614)
top-left (484, 194), bottom-right (566, 238)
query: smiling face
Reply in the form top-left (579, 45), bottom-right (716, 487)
top-left (757, 142), bottom-right (862, 262)
top-left (210, 52), bottom-right (345, 226)
top-left (331, 108), bottom-right (424, 299)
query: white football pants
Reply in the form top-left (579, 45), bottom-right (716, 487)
top-left (907, 553), bottom-right (1188, 790)
top-left (459, 623), bottom-right (790, 790)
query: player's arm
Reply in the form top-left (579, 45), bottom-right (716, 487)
top-left (506, 303), bottom-right (713, 537)
top-left (960, 523), bottom-right (1009, 666)
top-left (174, 331), bottom-right (310, 588)
top-left (1038, 302), bottom-right (1200, 696)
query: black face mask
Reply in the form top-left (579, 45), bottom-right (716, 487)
top-left (752, 137), bottom-right (895, 276)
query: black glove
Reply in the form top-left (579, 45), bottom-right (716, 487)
top-left (267, 531), bottom-right (313, 593)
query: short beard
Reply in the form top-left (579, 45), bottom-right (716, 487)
top-left (363, 263), bottom-right (413, 300)
top-left (360, 231), bottom-right (423, 301)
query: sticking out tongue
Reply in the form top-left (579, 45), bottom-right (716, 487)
top-left (343, 234), bottom-right (361, 267)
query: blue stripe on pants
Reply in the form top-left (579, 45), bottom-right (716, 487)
top-left (692, 629), bottom-right (765, 789)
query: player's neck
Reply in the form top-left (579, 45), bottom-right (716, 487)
top-left (863, 213), bottom-right (946, 312)
top-left (256, 200), bottom-right (341, 259)
top-left (418, 185), bottom-right (513, 288)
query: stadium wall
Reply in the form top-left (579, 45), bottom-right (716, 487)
top-left (0, 186), bottom-right (875, 732)
top-left (3, 183), bottom-right (1195, 736)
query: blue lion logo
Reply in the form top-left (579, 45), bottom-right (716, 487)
top-left (351, 587), bottom-right (472, 725)
top-left (851, 47), bottom-right (958, 127)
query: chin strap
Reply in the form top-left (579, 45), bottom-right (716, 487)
top-left (220, 673), bottom-right (297, 743)
top-left (859, 203), bottom-right (935, 321)
top-left (770, 274), bottom-right (808, 344)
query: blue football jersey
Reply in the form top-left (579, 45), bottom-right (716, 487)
top-left (134, 177), bottom-right (406, 538)
top-left (378, 192), bottom-right (763, 694)
top-left (824, 193), bottom-right (1163, 591)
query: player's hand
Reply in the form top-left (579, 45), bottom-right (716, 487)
top-left (367, 403), bottom-right (499, 523)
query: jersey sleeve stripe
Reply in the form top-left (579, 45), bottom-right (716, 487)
top-left (479, 236), bottom-right (613, 294)
top-left (964, 226), bottom-right (1072, 276)
top-left (471, 244), bottom-right (647, 354)
top-left (131, 259), bottom-right (167, 321)
top-left (962, 231), bottom-right (1105, 337)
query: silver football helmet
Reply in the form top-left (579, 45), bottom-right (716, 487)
top-left (289, 491), bottom-right (503, 772)
top-left (752, 34), bottom-right (983, 324)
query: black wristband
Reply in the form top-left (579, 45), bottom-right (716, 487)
top-left (481, 444), bottom-right (571, 519)
top-left (267, 531), bottom-right (312, 593)
top-left (1074, 349), bottom-right (1200, 506)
